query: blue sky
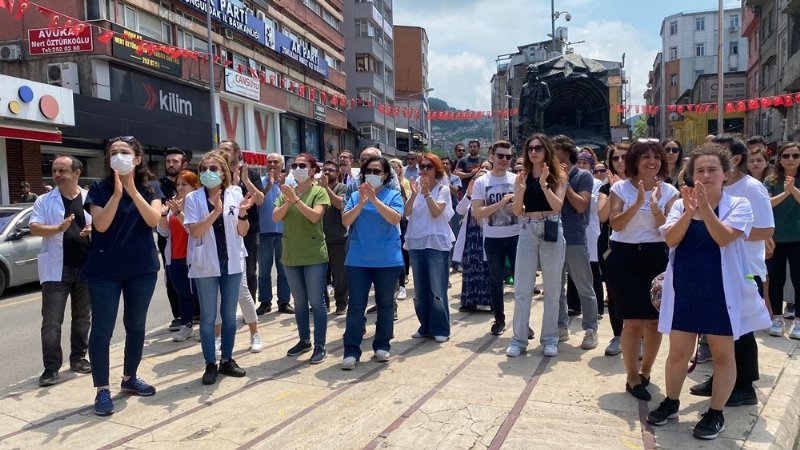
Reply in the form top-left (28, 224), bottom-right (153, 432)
top-left (394, 0), bottom-right (742, 111)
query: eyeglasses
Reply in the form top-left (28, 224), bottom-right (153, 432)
top-left (593, 168), bottom-right (608, 174)
top-left (781, 153), bottom-right (800, 160)
top-left (664, 147), bottom-right (680, 154)
top-left (291, 163), bottom-right (309, 169)
top-left (495, 153), bottom-right (514, 160)
top-left (611, 156), bottom-right (625, 162)
top-left (419, 163), bottom-right (435, 170)
top-left (362, 168), bottom-right (383, 175)
top-left (527, 144), bottom-right (545, 153)
top-left (109, 135), bottom-right (135, 144)
top-left (199, 165), bottom-right (220, 173)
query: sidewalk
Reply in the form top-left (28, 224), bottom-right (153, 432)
top-left (0, 272), bottom-right (798, 449)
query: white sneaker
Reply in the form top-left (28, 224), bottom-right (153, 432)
top-left (768, 317), bottom-right (785, 337)
top-left (173, 325), bottom-right (193, 342)
top-left (506, 345), bottom-right (522, 357)
top-left (250, 334), bottom-right (263, 353)
top-left (214, 336), bottom-right (221, 354)
top-left (789, 321), bottom-right (800, 340)
top-left (543, 344), bottom-right (558, 357)
top-left (411, 331), bottom-right (426, 339)
top-left (341, 356), bottom-right (358, 370)
top-left (327, 284), bottom-right (335, 296)
top-left (375, 349), bottom-right (390, 362)
top-left (604, 337), bottom-right (621, 356)
top-left (434, 335), bottom-right (449, 343)
top-left (581, 329), bottom-right (599, 350)
top-left (396, 287), bottom-right (407, 300)
top-left (558, 327), bottom-right (569, 342)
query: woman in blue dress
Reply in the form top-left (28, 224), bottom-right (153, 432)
top-left (647, 144), bottom-right (770, 440)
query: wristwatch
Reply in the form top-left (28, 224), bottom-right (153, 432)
top-left (238, 214), bottom-right (248, 221)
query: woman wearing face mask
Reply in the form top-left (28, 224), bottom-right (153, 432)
top-left (597, 143), bottom-right (628, 356)
top-left (340, 157), bottom-right (404, 369)
top-left (405, 154), bottom-right (455, 343)
top-left (157, 170), bottom-right (199, 342)
top-left (84, 136), bottom-right (163, 416)
top-left (184, 150), bottom-right (254, 385)
top-left (273, 153), bottom-right (331, 364)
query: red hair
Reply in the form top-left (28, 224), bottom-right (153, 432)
top-left (177, 170), bottom-right (199, 189)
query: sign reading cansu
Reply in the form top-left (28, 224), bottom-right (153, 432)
top-left (224, 68), bottom-right (260, 101)
top-left (28, 27), bottom-right (93, 55)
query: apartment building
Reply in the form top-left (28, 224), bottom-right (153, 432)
top-left (394, 25), bottom-right (430, 153)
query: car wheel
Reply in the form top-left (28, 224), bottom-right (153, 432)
top-left (0, 269), bottom-right (6, 297)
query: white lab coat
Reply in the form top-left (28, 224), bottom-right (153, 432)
top-left (30, 186), bottom-right (91, 283)
top-left (183, 187), bottom-right (246, 279)
top-left (657, 193), bottom-right (772, 339)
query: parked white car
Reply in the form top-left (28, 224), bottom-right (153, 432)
top-left (0, 204), bottom-right (42, 296)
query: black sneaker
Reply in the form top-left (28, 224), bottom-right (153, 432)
top-left (693, 411), bottom-right (725, 440)
top-left (528, 327), bottom-right (535, 340)
top-left (626, 383), bottom-right (651, 401)
top-left (310, 345), bottom-right (327, 364)
top-left (38, 369), bottom-right (59, 387)
top-left (458, 305), bottom-right (478, 312)
top-left (201, 363), bottom-right (218, 385)
top-left (647, 398), bottom-right (680, 425)
top-left (367, 305), bottom-right (377, 313)
top-left (335, 305), bottom-right (347, 315)
top-left (287, 340), bottom-right (312, 357)
top-left (219, 359), bottom-right (246, 377)
top-left (256, 303), bottom-right (272, 315)
top-left (70, 358), bottom-right (92, 374)
top-left (278, 304), bottom-right (295, 314)
top-left (689, 376), bottom-right (713, 397)
top-left (490, 320), bottom-right (505, 336)
top-left (725, 388), bottom-right (758, 407)
top-left (168, 318), bottom-right (182, 331)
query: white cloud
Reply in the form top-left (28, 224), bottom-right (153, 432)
top-left (427, 50), bottom-right (495, 111)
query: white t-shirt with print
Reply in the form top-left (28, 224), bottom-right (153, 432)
top-left (472, 172), bottom-right (520, 238)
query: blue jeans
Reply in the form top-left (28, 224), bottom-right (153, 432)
top-left (167, 259), bottom-right (193, 327)
top-left (284, 263), bottom-right (328, 346)
top-left (258, 233), bottom-right (290, 306)
top-left (194, 268), bottom-right (242, 364)
top-left (344, 266), bottom-right (402, 359)
top-left (88, 273), bottom-right (157, 387)
top-left (409, 249), bottom-right (451, 337)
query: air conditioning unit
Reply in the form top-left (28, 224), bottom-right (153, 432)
top-left (0, 43), bottom-right (22, 61)
top-left (224, 29), bottom-right (234, 40)
top-left (46, 62), bottom-right (80, 94)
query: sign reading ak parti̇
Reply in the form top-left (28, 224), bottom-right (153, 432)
top-left (111, 24), bottom-right (183, 77)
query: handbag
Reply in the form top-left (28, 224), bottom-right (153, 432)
top-left (650, 271), bottom-right (665, 312)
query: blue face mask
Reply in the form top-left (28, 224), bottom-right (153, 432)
top-left (365, 174), bottom-right (383, 189)
top-left (200, 170), bottom-right (222, 188)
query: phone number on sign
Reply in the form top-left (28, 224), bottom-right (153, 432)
top-left (39, 45), bottom-right (87, 53)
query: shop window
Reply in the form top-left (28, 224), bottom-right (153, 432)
top-left (305, 123), bottom-right (321, 157)
top-left (281, 116), bottom-right (301, 156)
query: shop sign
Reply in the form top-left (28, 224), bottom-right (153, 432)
top-left (111, 25), bottom-right (182, 77)
top-left (177, 0), bottom-right (268, 47)
top-left (314, 104), bottom-right (326, 122)
top-left (224, 68), bottom-right (260, 100)
top-left (28, 27), bottom-right (93, 55)
top-left (275, 32), bottom-right (329, 78)
top-left (0, 74), bottom-right (75, 125)
top-left (109, 65), bottom-right (210, 121)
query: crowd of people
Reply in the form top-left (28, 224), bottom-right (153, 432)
top-left (28, 132), bottom-right (800, 441)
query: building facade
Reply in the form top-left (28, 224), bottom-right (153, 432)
top-left (343, 0), bottom-right (396, 155)
top-left (393, 25), bottom-right (430, 154)
top-left (0, 0), bottom-right (349, 190)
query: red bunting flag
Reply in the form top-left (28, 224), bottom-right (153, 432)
top-left (748, 99), bottom-right (759, 110)
top-left (725, 102), bottom-right (735, 113)
top-left (773, 96), bottom-right (784, 106)
top-left (783, 95), bottom-right (794, 107)
top-left (98, 29), bottom-right (114, 44)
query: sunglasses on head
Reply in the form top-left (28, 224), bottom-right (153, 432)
top-left (291, 163), bottom-right (309, 169)
top-left (199, 165), bottom-right (220, 173)
top-left (495, 153), bottom-right (514, 160)
top-left (109, 135), bottom-right (135, 144)
top-left (527, 144), bottom-right (545, 153)
top-left (781, 152), bottom-right (800, 160)
top-left (593, 168), bottom-right (608, 174)
top-left (664, 146), bottom-right (680, 154)
top-left (419, 163), bottom-right (435, 170)
top-left (362, 168), bottom-right (383, 175)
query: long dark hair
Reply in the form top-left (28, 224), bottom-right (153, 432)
top-left (768, 142), bottom-right (800, 184)
top-left (359, 157), bottom-right (392, 186)
top-left (106, 136), bottom-right (155, 194)
top-left (522, 133), bottom-right (562, 190)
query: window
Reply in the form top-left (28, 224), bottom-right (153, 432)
top-left (670, 74), bottom-right (678, 86)
top-left (302, 0), bottom-right (322, 16)
top-left (355, 19), bottom-right (375, 38)
top-left (178, 30), bottom-right (208, 52)
top-left (358, 123), bottom-right (383, 141)
top-left (669, 46), bottom-right (677, 60)
top-left (696, 43), bottom-right (705, 56)
top-left (355, 54), bottom-right (379, 72)
top-left (695, 69), bottom-right (705, 78)
top-left (696, 17), bottom-right (705, 31)
top-left (730, 15), bottom-right (739, 29)
top-left (323, 11), bottom-right (341, 30)
top-left (669, 21), bottom-right (678, 35)
top-left (730, 41), bottom-right (739, 55)
top-left (324, 54), bottom-right (342, 72)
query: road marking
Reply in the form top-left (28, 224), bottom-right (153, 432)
top-left (0, 294), bottom-right (41, 310)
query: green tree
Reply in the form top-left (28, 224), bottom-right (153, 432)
top-left (632, 116), bottom-right (648, 140)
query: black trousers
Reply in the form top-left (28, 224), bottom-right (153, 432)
top-left (484, 236), bottom-right (518, 322)
top-left (157, 235), bottom-right (179, 319)
top-left (41, 267), bottom-right (90, 371)
top-left (243, 232), bottom-right (259, 300)
top-left (326, 241), bottom-right (348, 308)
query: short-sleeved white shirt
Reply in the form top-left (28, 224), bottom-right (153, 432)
top-left (610, 180), bottom-right (679, 243)
top-left (471, 172), bottom-right (520, 238)
top-left (724, 174), bottom-right (774, 278)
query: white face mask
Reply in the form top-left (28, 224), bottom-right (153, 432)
top-left (292, 168), bottom-right (309, 182)
top-left (365, 174), bottom-right (383, 189)
top-left (110, 154), bottom-right (135, 175)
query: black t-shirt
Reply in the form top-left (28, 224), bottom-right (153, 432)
top-left (62, 194), bottom-right (89, 268)
top-left (205, 188), bottom-right (229, 268)
top-left (456, 155), bottom-right (487, 194)
top-left (159, 176), bottom-right (177, 200)
top-left (598, 183), bottom-right (612, 256)
top-left (237, 167), bottom-right (264, 233)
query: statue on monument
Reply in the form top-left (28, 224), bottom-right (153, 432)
top-left (518, 64), bottom-right (551, 141)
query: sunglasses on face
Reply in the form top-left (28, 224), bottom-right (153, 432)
top-left (593, 168), bottom-right (608, 174)
top-left (781, 153), bottom-right (800, 160)
top-left (419, 163), bottom-right (435, 170)
top-left (109, 135), bottom-right (135, 144)
top-left (664, 147), bottom-right (680, 154)
top-left (495, 153), bottom-right (514, 160)
top-left (362, 168), bottom-right (383, 175)
top-left (612, 155), bottom-right (624, 162)
top-left (291, 163), bottom-right (309, 169)
top-left (527, 144), bottom-right (545, 153)
top-left (199, 165), bottom-right (220, 173)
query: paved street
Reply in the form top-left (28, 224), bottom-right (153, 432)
top-left (0, 272), bottom-right (798, 449)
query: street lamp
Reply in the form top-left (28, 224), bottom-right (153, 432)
top-left (550, 0), bottom-right (571, 55)
top-left (397, 88), bottom-right (434, 153)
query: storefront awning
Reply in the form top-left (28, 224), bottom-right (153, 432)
top-left (0, 122), bottom-right (63, 143)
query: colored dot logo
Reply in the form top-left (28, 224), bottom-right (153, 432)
top-left (8, 101), bottom-right (21, 114)
top-left (18, 86), bottom-right (34, 103)
top-left (5, 84), bottom-right (61, 120)
top-left (39, 95), bottom-right (59, 119)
